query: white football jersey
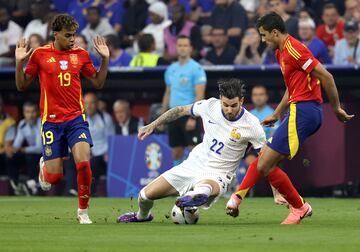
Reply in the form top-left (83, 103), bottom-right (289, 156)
top-left (188, 98), bottom-right (266, 175)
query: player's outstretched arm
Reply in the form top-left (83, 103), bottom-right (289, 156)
top-left (15, 38), bottom-right (35, 91)
top-left (86, 36), bottom-right (109, 89)
top-left (138, 104), bottom-right (193, 140)
top-left (262, 89), bottom-right (289, 127)
top-left (311, 64), bottom-right (354, 122)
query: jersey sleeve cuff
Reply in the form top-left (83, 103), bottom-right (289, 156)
top-left (190, 104), bottom-right (196, 117)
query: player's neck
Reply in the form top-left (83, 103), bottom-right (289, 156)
top-left (53, 41), bottom-right (66, 51)
top-left (279, 34), bottom-right (289, 51)
top-left (178, 56), bottom-right (190, 65)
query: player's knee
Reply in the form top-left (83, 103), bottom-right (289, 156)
top-left (139, 188), bottom-right (153, 202)
top-left (257, 161), bottom-right (269, 177)
top-left (44, 172), bottom-right (64, 184)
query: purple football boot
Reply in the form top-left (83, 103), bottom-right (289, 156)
top-left (116, 212), bottom-right (153, 223)
top-left (175, 194), bottom-right (209, 208)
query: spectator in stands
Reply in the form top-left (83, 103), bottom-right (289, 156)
top-left (67, 0), bottom-right (98, 32)
top-left (316, 3), bottom-right (344, 58)
top-left (210, 0), bottom-right (248, 48)
top-left (0, 96), bottom-right (16, 193)
top-left (234, 27), bottom-right (267, 65)
top-left (3, 0), bottom-right (31, 28)
top-left (344, 0), bottom-right (360, 22)
top-left (74, 34), bottom-right (100, 67)
top-left (121, 0), bottom-right (149, 48)
top-left (298, 7), bottom-right (319, 25)
top-left (311, 0), bottom-right (345, 18)
top-left (106, 34), bottom-right (132, 67)
top-left (334, 20), bottom-right (360, 65)
top-left (199, 25), bottom-right (213, 58)
top-left (164, 4), bottom-right (202, 62)
top-left (162, 35), bottom-right (206, 166)
top-left (98, 98), bottom-right (108, 113)
top-left (298, 18), bottom-right (332, 64)
top-left (166, 0), bottom-right (191, 16)
top-left (269, 0), bottom-right (299, 38)
top-left (189, 0), bottom-right (215, 25)
top-left (130, 34), bottom-right (167, 67)
top-left (28, 34), bottom-right (45, 50)
top-left (82, 6), bottom-right (116, 55)
top-left (204, 27), bottom-right (237, 65)
top-left (100, 0), bottom-right (124, 33)
top-left (7, 101), bottom-right (41, 196)
top-left (282, 0), bottom-right (305, 14)
top-left (113, 99), bottom-right (140, 136)
top-left (23, 0), bottom-right (50, 40)
top-left (140, 1), bottom-right (172, 56)
top-left (0, 8), bottom-right (23, 67)
top-left (84, 93), bottom-right (115, 195)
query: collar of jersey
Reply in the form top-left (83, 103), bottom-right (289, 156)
top-left (221, 107), bottom-right (245, 122)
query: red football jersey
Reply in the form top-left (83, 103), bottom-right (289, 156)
top-left (315, 20), bottom-right (344, 47)
top-left (25, 43), bottom-right (97, 123)
top-left (276, 36), bottom-right (323, 104)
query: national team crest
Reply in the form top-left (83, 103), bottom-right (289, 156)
top-left (59, 60), bottom-right (68, 70)
top-left (45, 145), bottom-right (52, 157)
top-left (230, 128), bottom-right (241, 141)
top-left (70, 54), bottom-right (78, 65)
top-left (145, 143), bottom-right (162, 171)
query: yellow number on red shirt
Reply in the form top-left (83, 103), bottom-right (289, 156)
top-left (58, 72), bottom-right (71, 86)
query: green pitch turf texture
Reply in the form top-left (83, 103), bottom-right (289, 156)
top-left (0, 197), bottom-right (359, 252)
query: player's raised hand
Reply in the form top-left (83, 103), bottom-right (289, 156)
top-left (261, 114), bottom-right (278, 127)
top-left (138, 124), bottom-right (155, 141)
top-left (335, 107), bottom-right (354, 123)
top-left (15, 38), bottom-right (33, 62)
top-left (93, 36), bottom-right (109, 58)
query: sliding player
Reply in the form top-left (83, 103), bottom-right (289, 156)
top-left (15, 14), bottom-right (109, 224)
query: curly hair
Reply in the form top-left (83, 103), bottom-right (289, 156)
top-left (51, 14), bottom-right (79, 32)
top-left (218, 78), bottom-right (246, 99)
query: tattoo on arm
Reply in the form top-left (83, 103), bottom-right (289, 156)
top-left (153, 105), bottom-right (191, 127)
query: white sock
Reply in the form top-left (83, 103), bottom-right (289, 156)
top-left (137, 189), bottom-right (154, 219)
top-left (185, 184), bottom-right (213, 197)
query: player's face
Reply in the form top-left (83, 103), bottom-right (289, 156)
top-left (23, 106), bottom-right (38, 123)
top-left (176, 38), bottom-right (192, 58)
top-left (251, 87), bottom-right (268, 108)
top-left (54, 28), bottom-right (76, 50)
top-left (220, 96), bottom-right (243, 121)
top-left (258, 27), bottom-right (279, 50)
top-left (84, 95), bottom-right (97, 116)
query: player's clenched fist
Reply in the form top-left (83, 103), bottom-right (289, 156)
top-left (226, 194), bottom-right (241, 217)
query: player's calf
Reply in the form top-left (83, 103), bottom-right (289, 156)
top-left (38, 157), bottom-right (64, 191)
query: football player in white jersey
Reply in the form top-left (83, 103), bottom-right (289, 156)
top-left (117, 78), bottom-right (279, 223)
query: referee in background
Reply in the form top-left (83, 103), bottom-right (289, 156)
top-left (162, 35), bottom-right (207, 166)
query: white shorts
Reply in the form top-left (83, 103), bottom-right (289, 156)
top-left (161, 159), bottom-right (233, 208)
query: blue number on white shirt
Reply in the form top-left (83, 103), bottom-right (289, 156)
top-left (210, 139), bottom-right (224, 155)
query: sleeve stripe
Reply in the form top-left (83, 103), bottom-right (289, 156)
top-left (302, 59), bottom-right (313, 71)
top-left (190, 104), bottom-right (196, 117)
top-left (286, 42), bottom-right (301, 60)
top-left (286, 41), bottom-right (301, 58)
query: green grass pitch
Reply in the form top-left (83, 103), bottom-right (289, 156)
top-left (0, 197), bottom-right (359, 252)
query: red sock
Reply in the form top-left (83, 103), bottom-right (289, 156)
top-left (43, 166), bottom-right (63, 184)
top-left (76, 161), bottom-right (92, 209)
top-left (267, 167), bottom-right (304, 208)
top-left (235, 156), bottom-right (262, 199)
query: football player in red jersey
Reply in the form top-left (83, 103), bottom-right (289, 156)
top-left (15, 14), bottom-right (109, 224)
top-left (226, 12), bottom-right (354, 224)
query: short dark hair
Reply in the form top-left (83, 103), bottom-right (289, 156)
top-left (87, 6), bottom-right (101, 15)
top-left (218, 79), bottom-right (246, 99)
top-left (256, 12), bottom-right (287, 33)
top-left (252, 84), bottom-right (268, 94)
top-left (177, 34), bottom-right (191, 41)
top-left (211, 26), bottom-right (227, 35)
top-left (322, 3), bottom-right (338, 15)
top-left (51, 14), bottom-right (79, 32)
top-left (23, 101), bottom-right (38, 109)
top-left (105, 34), bottom-right (121, 49)
top-left (138, 34), bottom-right (154, 52)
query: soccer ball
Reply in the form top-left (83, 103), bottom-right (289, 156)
top-left (171, 205), bottom-right (199, 224)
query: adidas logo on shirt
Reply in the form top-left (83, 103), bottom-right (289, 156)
top-left (78, 133), bottom-right (87, 139)
top-left (46, 57), bottom-right (56, 63)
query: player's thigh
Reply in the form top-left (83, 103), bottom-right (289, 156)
top-left (258, 145), bottom-right (286, 176)
top-left (66, 116), bottom-right (93, 163)
top-left (144, 175), bottom-right (179, 200)
top-left (168, 117), bottom-right (187, 148)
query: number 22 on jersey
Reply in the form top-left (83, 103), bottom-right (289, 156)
top-left (58, 72), bottom-right (71, 86)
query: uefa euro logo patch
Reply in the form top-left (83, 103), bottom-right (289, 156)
top-left (145, 143), bottom-right (162, 171)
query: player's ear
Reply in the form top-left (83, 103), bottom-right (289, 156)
top-left (240, 97), bottom-right (244, 105)
top-left (53, 31), bottom-right (58, 37)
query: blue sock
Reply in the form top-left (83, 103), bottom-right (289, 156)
top-left (173, 159), bottom-right (182, 166)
